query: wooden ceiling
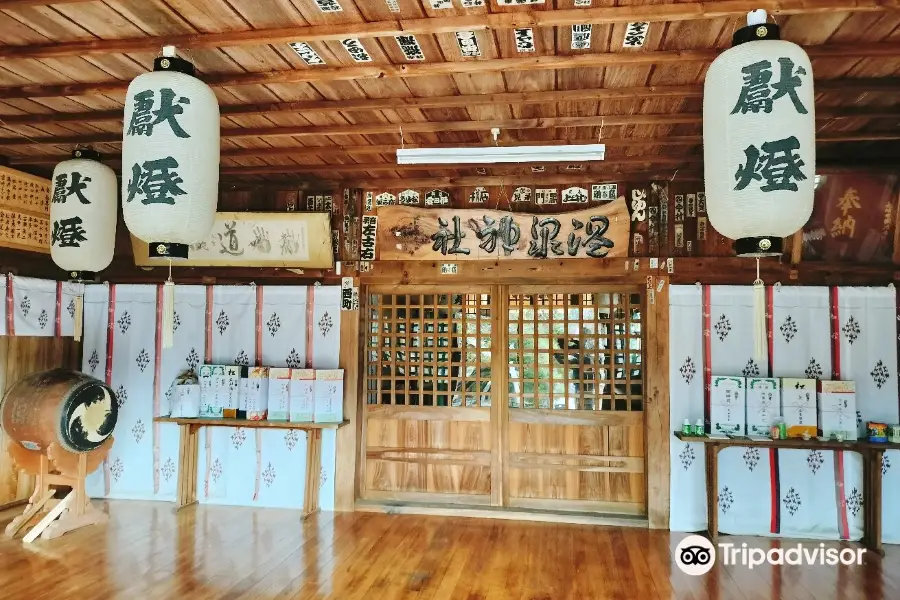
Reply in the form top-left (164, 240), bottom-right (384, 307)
top-left (2, 0), bottom-right (900, 190)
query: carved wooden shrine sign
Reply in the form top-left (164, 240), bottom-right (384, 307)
top-left (375, 198), bottom-right (629, 261)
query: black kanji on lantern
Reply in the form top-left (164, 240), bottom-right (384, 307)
top-left (52, 172), bottom-right (92, 204)
top-left (126, 157), bottom-right (187, 205)
top-left (470, 215), bottom-right (520, 255)
top-left (734, 136), bottom-right (807, 192)
top-left (431, 216), bottom-right (470, 255)
top-left (731, 57), bottom-right (808, 115)
top-left (127, 88), bottom-right (191, 138)
top-left (51, 216), bottom-right (88, 248)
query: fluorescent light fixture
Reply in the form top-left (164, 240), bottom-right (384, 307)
top-left (396, 144), bottom-right (606, 165)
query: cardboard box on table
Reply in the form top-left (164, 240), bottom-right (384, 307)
top-left (781, 378), bottom-right (817, 438)
top-left (710, 376), bottom-right (745, 436)
top-left (314, 369), bottom-right (345, 423)
top-left (198, 364), bottom-right (225, 418)
top-left (817, 380), bottom-right (857, 440)
top-left (268, 368), bottom-right (292, 421)
top-left (746, 377), bottom-right (781, 438)
top-left (289, 369), bottom-right (315, 423)
top-left (222, 366), bottom-right (241, 419)
top-left (246, 367), bottom-right (270, 421)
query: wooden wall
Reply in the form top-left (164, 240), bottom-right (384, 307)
top-left (0, 336), bottom-right (81, 508)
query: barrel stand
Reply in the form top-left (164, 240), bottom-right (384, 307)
top-left (5, 452), bottom-right (107, 542)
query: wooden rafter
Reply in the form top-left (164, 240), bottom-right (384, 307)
top-left (0, 0), bottom-right (86, 7)
top-left (218, 157), bottom-right (703, 176)
top-left (2, 109), bottom-right (899, 148)
top-left (2, 78), bottom-right (898, 127)
top-left (0, 0), bottom-right (895, 60)
top-left (294, 172), bottom-right (706, 189)
top-left (4, 42), bottom-right (900, 99)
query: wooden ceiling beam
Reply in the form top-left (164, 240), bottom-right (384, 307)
top-left (333, 172), bottom-right (704, 189)
top-left (2, 108), bottom-right (898, 148)
top-left (3, 42), bottom-right (900, 99)
top-left (2, 78), bottom-right (897, 127)
top-left (218, 156), bottom-right (703, 176)
top-left (6, 133), bottom-right (898, 166)
top-left (0, 0), bottom-right (89, 7)
top-left (0, 0), bottom-right (894, 60)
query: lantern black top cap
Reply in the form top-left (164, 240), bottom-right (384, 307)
top-left (733, 9), bottom-right (781, 46)
top-left (153, 53), bottom-right (196, 76)
top-left (71, 148), bottom-right (101, 161)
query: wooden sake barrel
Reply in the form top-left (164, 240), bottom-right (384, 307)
top-left (0, 369), bottom-right (117, 453)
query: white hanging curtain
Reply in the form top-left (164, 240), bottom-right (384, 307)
top-left (707, 286), bottom-right (773, 537)
top-left (770, 286), bottom-right (845, 540)
top-left (668, 285), bottom-right (707, 532)
top-left (152, 285), bottom-right (207, 500)
top-left (82, 283), bottom-right (110, 499)
top-left (260, 286), bottom-right (308, 368)
top-left (198, 285), bottom-right (258, 505)
top-left (102, 285), bottom-right (158, 499)
top-left (836, 287), bottom-right (899, 543)
top-left (10, 276), bottom-right (57, 336)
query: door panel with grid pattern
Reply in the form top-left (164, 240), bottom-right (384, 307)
top-left (363, 287), bottom-right (493, 501)
top-left (361, 285), bottom-right (646, 516)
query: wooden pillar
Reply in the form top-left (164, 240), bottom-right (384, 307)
top-left (334, 306), bottom-right (360, 511)
top-left (645, 276), bottom-right (670, 529)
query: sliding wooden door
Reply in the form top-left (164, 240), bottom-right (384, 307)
top-left (360, 284), bottom-right (646, 517)
top-left (361, 286), bottom-right (494, 504)
top-left (504, 287), bottom-right (645, 516)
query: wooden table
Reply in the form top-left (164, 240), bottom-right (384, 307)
top-left (155, 417), bottom-right (348, 518)
top-left (674, 432), bottom-right (900, 554)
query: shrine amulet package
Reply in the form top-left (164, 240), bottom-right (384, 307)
top-left (781, 378), bottom-right (817, 438)
top-left (313, 369), bottom-right (344, 423)
top-left (198, 364), bottom-right (225, 418)
top-left (267, 368), bottom-right (291, 421)
top-left (818, 380), bottom-right (857, 441)
top-left (222, 366), bottom-right (241, 419)
top-left (246, 367), bottom-right (270, 421)
top-left (710, 376), bottom-right (745, 436)
top-left (289, 369), bottom-right (315, 423)
top-left (746, 377), bottom-right (781, 438)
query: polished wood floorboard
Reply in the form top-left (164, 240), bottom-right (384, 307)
top-left (0, 501), bottom-right (898, 600)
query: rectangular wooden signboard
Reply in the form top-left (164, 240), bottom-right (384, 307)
top-left (375, 198), bottom-right (629, 260)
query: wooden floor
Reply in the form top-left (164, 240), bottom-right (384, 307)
top-left (1, 501), bottom-right (898, 600)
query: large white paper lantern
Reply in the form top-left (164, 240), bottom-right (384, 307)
top-left (49, 149), bottom-right (117, 278)
top-left (121, 51), bottom-right (219, 260)
top-left (703, 11), bottom-right (815, 257)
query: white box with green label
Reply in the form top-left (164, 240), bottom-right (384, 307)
top-left (710, 376), bottom-right (745, 436)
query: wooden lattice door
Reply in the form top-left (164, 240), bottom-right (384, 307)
top-left (361, 285), bottom-right (646, 517)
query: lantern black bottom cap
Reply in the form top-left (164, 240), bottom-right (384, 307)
top-left (65, 270), bottom-right (97, 282)
top-left (734, 237), bottom-right (784, 258)
top-left (149, 242), bottom-right (189, 259)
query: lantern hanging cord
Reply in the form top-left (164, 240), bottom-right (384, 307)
top-left (399, 124), bottom-right (404, 150)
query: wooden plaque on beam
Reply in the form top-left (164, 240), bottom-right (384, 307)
top-left (131, 211), bottom-right (334, 268)
top-left (0, 166), bottom-right (51, 254)
top-left (375, 198), bottom-right (629, 261)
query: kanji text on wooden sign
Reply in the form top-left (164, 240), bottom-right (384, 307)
top-left (375, 199), bottom-right (628, 261)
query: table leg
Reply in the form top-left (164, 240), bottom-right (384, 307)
top-left (303, 429), bottom-right (323, 519)
top-left (706, 443), bottom-right (719, 542)
top-left (176, 424), bottom-right (199, 511)
top-left (866, 449), bottom-right (884, 556)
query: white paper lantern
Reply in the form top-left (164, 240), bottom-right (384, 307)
top-left (703, 13), bottom-right (815, 257)
top-left (49, 149), bottom-right (117, 277)
top-left (121, 52), bottom-right (219, 259)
